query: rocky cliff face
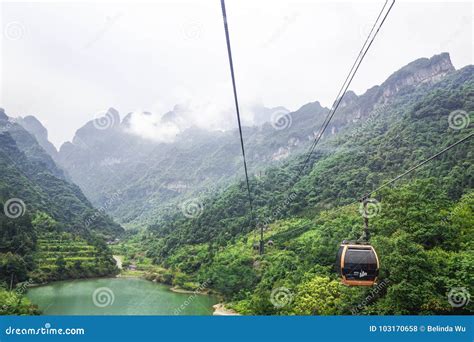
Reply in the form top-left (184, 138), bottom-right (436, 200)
top-left (0, 110), bottom-right (65, 180)
top-left (380, 52), bottom-right (454, 99)
top-left (0, 109), bottom-right (124, 237)
top-left (10, 53), bottom-right (459, 228)
top-left (336, 53), bottom-right (456, 123)
top-left (16, 115), bottom-right (58, 160)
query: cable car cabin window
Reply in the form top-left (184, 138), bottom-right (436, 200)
top-left (342, 247), bottom-right (378, 281)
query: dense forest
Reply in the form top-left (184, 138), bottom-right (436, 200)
top-left (0, 53), bottom-right (472, 315)
top-left (127, 62), bottom-right (473, 315)
top-left (0, 111), bottom-right (122, 314)
top-left (56, 57), bottom-right (456, 229)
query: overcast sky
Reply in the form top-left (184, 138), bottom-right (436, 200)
top-left (0, 0), bottom-right (472, 148)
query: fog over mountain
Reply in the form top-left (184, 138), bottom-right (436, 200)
top-left (122, 102), bottom-right (289, 143)
top-left (1, 1), bottom-right (471, 147)
top-left (1, 0), bottom-right (473, 318)
top-left (10, 53), bottom-right (462, 229)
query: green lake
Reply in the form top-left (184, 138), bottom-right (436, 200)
top-left (27, 277), bottom-right (218, 315)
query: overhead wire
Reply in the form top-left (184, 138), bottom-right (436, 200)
top-left (257, 0), bottom-right (396, 248)
top-left (218, 0), bottom-right (472, 261)
top-left (359, 132), bottom-right (474, 202)
top-left (220, 0), bottom-right (397, 254)
top-left (220, 0), bottom-right (259, 250)
top-left (311, 132), bottom-right (473, 225)
top-left (292, 0), bottom-right (395, 184)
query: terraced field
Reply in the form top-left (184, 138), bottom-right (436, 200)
top-left (36, 233), bottom-right (96, 269)
top-left (31, 232), bottom-right (118, 282)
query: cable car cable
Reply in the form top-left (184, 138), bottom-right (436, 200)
top-left (293, 0), bottom-right (395, 184)
top-left (260, 0), bottom-right (395, 240)
top-left (219, 0), bottom-right (395, 255)
top-left (275, 132), bottom-right (474, 249)
top-left (335, 132), bottom-right (473, 286)
top-left (321, 131), bottom-right (474, 220)
top-left (295, 0), bottom-right (389, 180)
top-left (220, 0), bottom-right (259, 252)
top-left (358, 131), bottom-right (474, 202)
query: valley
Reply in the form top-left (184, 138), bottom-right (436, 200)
top-left (26, 278), bottom-right (218, 315)
top-left (0, 53), bottom-right (472, 316)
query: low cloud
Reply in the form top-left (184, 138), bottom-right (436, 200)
top-left (124, 111), bottom-right (181, 143)
top-left (123, 93), bottom-right (264, 143)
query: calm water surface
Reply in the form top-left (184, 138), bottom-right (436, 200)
top-left (27, 277), bottom-right (218, 315)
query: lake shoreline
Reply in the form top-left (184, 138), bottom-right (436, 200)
top-left (212, 303), bottom-right (240, 316)
top-left (26, 274), bottom-right (120, 289)
top-left (26, 259), bottom-right (236, 316)
top-left (27, 277), bottom-right (219, 315)
top-left (111, 255), bottom-right (237, 315)
top-left (26, 254), bottom-right (125, 290)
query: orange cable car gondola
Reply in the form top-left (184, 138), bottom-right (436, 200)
top-left (335, 198), bottom-right (380, 286)
top-left (336, 241), bottom-right (379, 286)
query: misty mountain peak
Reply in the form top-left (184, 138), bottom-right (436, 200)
top-left (338, 91), bottom-right (358, 108)
top-left (0, 108), bottom-right (8, 121)
top-left (91, 107), bottom-right (121, 130)
top-left (104, 107), bottom-right (121, 127)
top-left (69, 107), bottom-right (121, 145)
top-left (296, 100), bottom-right (325, 114)
top-left (16, 115), bottom-right (58, 158)
top-left (161, 110), bottom-right (179, 124)
top-left (381, 52), bottom-right (455, 97)
top-left (18, 116), bottom-right (48, 139)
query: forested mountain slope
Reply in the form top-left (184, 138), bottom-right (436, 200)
top-left (1, 51), bottom-right (471, 315)
top-left (15, 115), bottom-right (58, 161)
top-left (56, 53), bottom-right (458, 230)
top-left (0, 110), bottom-right (122, 301)
top-left (0, 109), bottom-right (123, 238)
top-left (146, 55), bottom-right (472, 246)
top-left (135, 58), bottom-right (473, 315)
top-left (56, 104), bottom-right (329, 228)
